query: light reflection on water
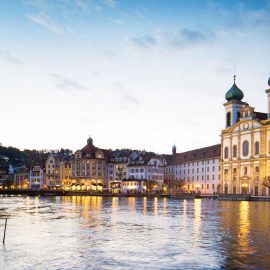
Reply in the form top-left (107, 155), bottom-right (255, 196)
top-left (0, 196), bottom-right (270, 270)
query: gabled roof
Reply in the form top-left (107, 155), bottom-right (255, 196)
top-left (165, 144), bottom-right (221, 165)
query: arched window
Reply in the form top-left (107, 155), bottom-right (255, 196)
top-left (237, 111), bottom-right (241, 122)
top-left (255, 141), bottom-right (260, 155)
top-left (224, 147), bottom-right (229, 159)
top-left (226, 112), bottom-right (231, 127)
top-left (233, 145), bottom-right (237, 158)
top-left (242, 141), bottom-right (249, 157)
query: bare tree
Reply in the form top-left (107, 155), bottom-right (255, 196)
top-left (262, 176), bottom-right (270, 188)
top-left (144, 180), bottom-right (157, 194)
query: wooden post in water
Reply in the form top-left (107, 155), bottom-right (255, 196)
top-left (3, 218), bottom-right (7, 244)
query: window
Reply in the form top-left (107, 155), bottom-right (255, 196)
top-left (207, 184), bottom-right (209, 189)
top-left (226, 112), bottom-right (231, 127)
top-left (224, 147), bottom-right (229, 159)
top-left (244, 167), bottom-right (248, 175)
top-left (242, 141), bottom-right (249, 157)
top-left (212, 175), bottom-right (215, 180)
top-left (233, 145), bottom-right (237, 158)
top-left (255, 166), bottom-right (259, 173)
top-left (255, 141), bottom-right (260, 155)
top-left (224, 169), bottom-right (228, 174)
top-left (233, 168), bottom-right (237, 174)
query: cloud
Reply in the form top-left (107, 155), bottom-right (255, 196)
top-left (103, 0), bottom-right (116, 8)
top-left (0, 50), bottom-right (22, 65)
top-left (107, 16), bottom-right (126, 25)
top-left (128, 28), bottom-right (213, 51)
top-left (27, 11), bottom-right (63, 34)
top-left (51, 73), bottom-right (89, 91)
top-left (113, 82), bottom-right (140, 105)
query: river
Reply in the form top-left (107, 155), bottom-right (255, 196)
top-left (0, 196), bottom-right (270, 270)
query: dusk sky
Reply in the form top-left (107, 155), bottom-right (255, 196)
top-left (1, 0), bottom-right (270, 154)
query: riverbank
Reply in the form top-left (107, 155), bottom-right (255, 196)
top-left (0, 188), bottom-right (270, 201)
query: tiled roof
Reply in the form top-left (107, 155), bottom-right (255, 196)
top-left (127, 152), bottom-right (156, 167)
top-left (166, 144), bottom-right (221, 165)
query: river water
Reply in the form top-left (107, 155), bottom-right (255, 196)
top-left (0, 196), bottom-right (270, 270)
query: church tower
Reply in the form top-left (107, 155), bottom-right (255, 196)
top-left (265, 77), bottom-right (270, 118)
top-left (224, 75), bottom-right (245, 128)
top-left (172, 145), bottom-right (176, 155)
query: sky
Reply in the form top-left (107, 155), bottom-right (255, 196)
top-left (0, 0), bottom-right (270, 154)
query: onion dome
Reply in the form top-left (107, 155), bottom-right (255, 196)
top-left (225, 75), bottom-right (244, 102)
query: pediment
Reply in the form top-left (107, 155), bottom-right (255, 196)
top-left (230, 120), bottom-right (263, 133)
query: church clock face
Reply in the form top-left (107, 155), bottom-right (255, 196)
top-left (243, 122), bottom-right (249, 130)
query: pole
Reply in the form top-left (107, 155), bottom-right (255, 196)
top-left (3, 218), bottom-right (7, 244)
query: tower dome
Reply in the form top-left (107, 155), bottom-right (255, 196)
top-left (225, 75), bottom-right (244, 102)
top-left (172, 145), bottom-right (176, 155)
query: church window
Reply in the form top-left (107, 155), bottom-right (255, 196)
top-left (237, 111), bottom-right (241, 122)
top-left (226, 112), bottom-right (231, 127)
top-left (224, 147), bottom-right (229, 159)
top-left (242, 141), bottom-right (249, 157)
top-left (255, 141), bottom-right (260, 155)
top-left (233, 145), bottom-right (237, 158)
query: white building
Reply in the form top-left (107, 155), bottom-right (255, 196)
top-left (122, 152), bottom-right (165, 193)
top-left (221, 76), bottom-right (270, 196)
top-left (165, 145), bottom-right (221, 195)
top-left (30, 165), bottom-right (45, 189)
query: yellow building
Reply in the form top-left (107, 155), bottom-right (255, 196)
top-left (71, 136), bottom-right (110, 191)
top-left (220, 76), bottom-right (270, 196)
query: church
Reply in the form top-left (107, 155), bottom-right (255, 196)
top-left (220, 76), bottom-right (270, 196)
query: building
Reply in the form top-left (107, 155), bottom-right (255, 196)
top-left (29, 165), bottom-right (45, 189)
top-left (165, 144), bottom-right (221, 194)
top-left (107, 149), bottom-right (135, 193)
top-left (14, 165), bottom-right (29, 188)
top-left (60, 159), bottom-right (72, 190)
top-left (220, 76), bottom-right (270, 196)
top-left (122, 152), bottom-right (165, 193)
top-left (45, 153), bottom-right (62, 189)
top-left (70, 136), bottom-right (110, 191)
top-left (45, 153), bottom-right (72, 189)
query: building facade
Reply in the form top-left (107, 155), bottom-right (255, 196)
top-left (70, 136), bottom-right (110, 191)
top-left (30, 165), bottom-right (45, 189)
top-left (220, 76), bottom-right (270, 196)
top-left (165, 145), bottom-right (221, 194)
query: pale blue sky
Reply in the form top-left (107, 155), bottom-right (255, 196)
top-left (1, 0), bottom-right (270, 153)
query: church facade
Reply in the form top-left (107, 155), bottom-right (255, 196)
top-left (220, 76), bottom-right (270, 196)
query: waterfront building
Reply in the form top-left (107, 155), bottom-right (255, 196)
top-left (165, 145), bottom-right (221, 194)
top-left (14, 165), bottom-right (29, 188)
top-left (122, 152), bottom-right (165, 193)
top-left (45, 153), bottom-right (62, 189)
top-left (60, 159), bottom-right (72, 190)
top-left (70, 136), bottom-right (110, 191)
top-left (107, 149), bottom-right (135, 193)
top-left (29, 165), bottom-right (45, 189)
top-left (220, 76), bottom-right (270, 196)
top-left (45, 153), bottom-right (72, 189)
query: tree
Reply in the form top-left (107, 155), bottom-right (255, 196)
top-left (262, 176), bottom-right (270, 188)
top-left (144, 180), bottom-right (157, 194)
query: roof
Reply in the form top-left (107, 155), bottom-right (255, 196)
top-left (127, 152), bottom-right (156, 167)
top-left (166, 144), bottom-right (221, 165)
top-left (225, 82), bottom-right (244, 102)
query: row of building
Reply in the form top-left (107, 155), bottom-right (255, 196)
top-left (1, 76), bottom-right (270, 196)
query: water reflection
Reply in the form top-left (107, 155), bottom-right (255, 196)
top-left (193, 199), bottom-right (201, 243)
top-left (0, 196), bottom-right (270, 270)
